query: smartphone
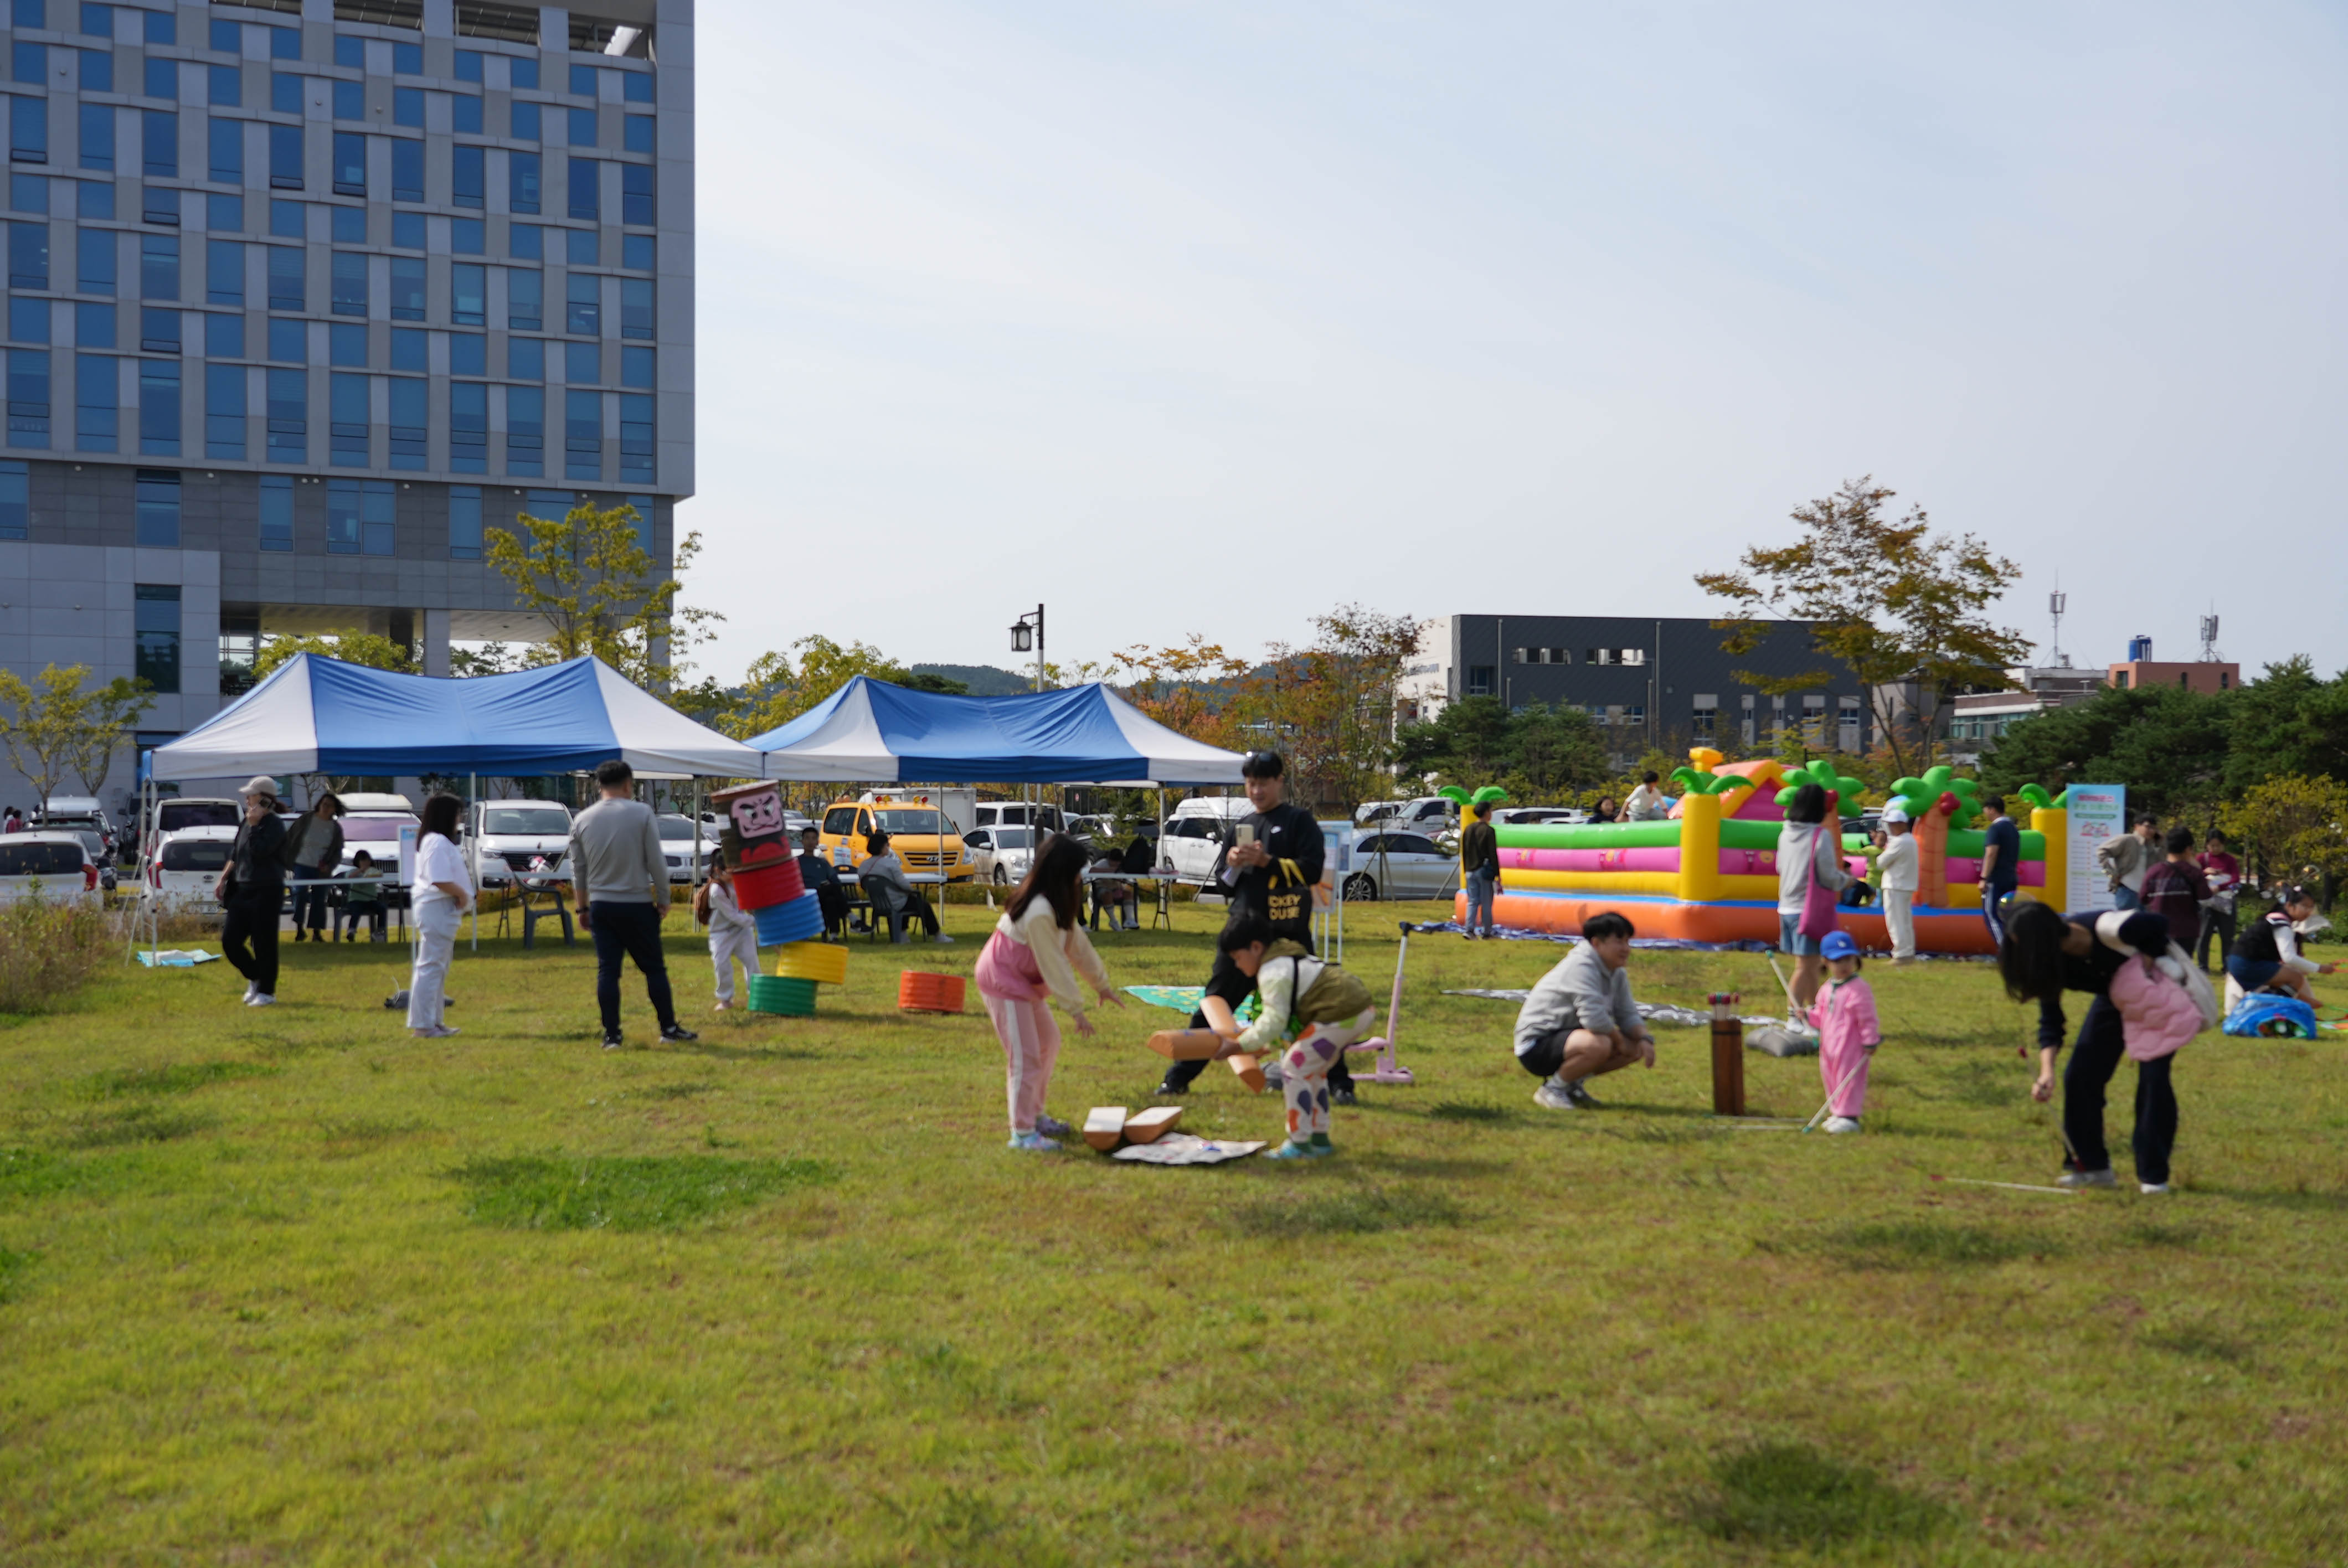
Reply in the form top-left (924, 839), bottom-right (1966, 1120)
top-left (1233, 824), bottom-right (1256, 847)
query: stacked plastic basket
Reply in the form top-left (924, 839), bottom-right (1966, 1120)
top-left (898, 972), bottom-right (966, 1014)
top-left (707, 780), bottom-right (837, 1019)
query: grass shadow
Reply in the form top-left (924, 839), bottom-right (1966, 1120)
top-left (0, 1243), bottom-right (33, 1303)
top-left (447, 1153), bottom-right (840, 1232)
top-left (317, 1116), bottom-right (434, 1157)
top-left (1224, 1184), bottom-right (1464, 1239)
top-left (57, 1105), bottom-right (216, 1149)
top-left (1425, 1101), bottom-right (1515, 1124)
top-left (673, 1041), bottom-right (821, 1063)
top-left (1820, 1220), bottom-right (2062, 1270)
top-left (1346, 1153), bottom-right (1511, 1180)
top-left (1681, 1441), bottom-right (1955, 1548)
top-left (628, 1080), bottom-right (720, 1101)
top-left (79, 1060), bottom-right (280, 1098)
top-left (2142, 1325), bottom-right (2252, 1365)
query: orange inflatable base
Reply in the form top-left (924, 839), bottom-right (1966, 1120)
top-left (1458, 890), bottom-right (2002, 957)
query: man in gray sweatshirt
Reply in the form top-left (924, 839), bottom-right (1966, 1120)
top-left (1513, 910), bottom-right (1655, 1110)
top-left (569, 758), bottom-right (697, 1050)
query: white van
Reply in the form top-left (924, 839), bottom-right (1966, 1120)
top-left (1160, 797), bottom-right (1254, 883)
top-left (969, 799), bottom-right (1065, 837)
top-left (335, 791), bottom-right (416, 817)
top-left (469, 800), bottom-right (573, 890)
top-left (0, 832), bottom-right (101, 905)
top-left (151, 797), bottom-right (241, 840)
top-left (143, 824), bottom-right (237, 911)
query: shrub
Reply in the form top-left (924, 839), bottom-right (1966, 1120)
top-left (0, 896), bottom-right (115, 1015)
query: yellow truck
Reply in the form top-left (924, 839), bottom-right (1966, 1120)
top-left (817, 792), bottom-right (977, 883)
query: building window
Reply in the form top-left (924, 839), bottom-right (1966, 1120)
top-left (621, 233), bottom-right (653, 271)
top-left (568, 64), bottom-right (599, 97)
top-left (511, 99), bottom-right (540, 140)
top-left (138, 359), bottom-right (179, 455)
top-left (208, 63), bottom-right (241, 110)
top-left (135, 584), bottom-right (181, 693)
top-left (1510, 647), bottom-right (1526, 665)
top-left (567, 106), bottom-right (595, 147)
top-left (448, 379), bottom-right (485, 473)
top-left (270, 70), bottom-right (301, 115)
top-left (11, 94), bottom-right (48, 165)
top-left (620, 345), bottom-right (652, 389)
top-left (563, 388), bottom-right (599, 479)
top-left (138, 233), bottom-right (176, 300)
top-left (451, 216), bottom-right (483, 255)
top-left (619, 276), bottom-right (652, 340)
top-left (205, 238), bottom-right (244, 307)
top-left (75, 349), bottom-right (115, 451)
top-left (387, 254), bottom-right (424, 320)
top-left (141, 110), bottom-right (176, 179)
top-left (329, 250), bottom-right (366, 316)
top-left (440, 333), bottom-right (481, 376)
top-left (1839, 696), bottom-right (1862, 750)
top-left (326, 477), bottom-right (393, 555)
top-left (78, 101), bottom-right (112, 171)
top-left (4, 346), bottom-right (46, 446)
top-left (451, 94), bottom-right (482, 136)
top-left (564, 272), bottom-right (598, 336)
top-left (144, 7), bottom-right (173, 45)
top-left (331, 79), bottom-right (363, 121)
top-left (141, 184), bottom-right (178, 228)
top-left (387, 376), bottom-right (424, 470)
top-left (132, 467), bottom-right (179, 543)
top-left (566, 156), bottom-right (598, 220)
top-left (1466, 664), bottom-right (1494, 697)
top-left (624, 114), bottom-right (653, 155)
top-left (331, 131), bottom-right (364, 197)
top-left (505, 384), bottom-right (541, 476)
top-left (507, 335), bottom-right (541, 380)
top-left (445, 142), bottom-right (486, 209)
top-left (208, 116), bottom-right (243, 184)
top-left (0, 455), bottom-right (22, 536)
top-left (507, 267), bottom-right (540, 331)
top-left (621, 163), bottom-right (652, 226)
top-left (390, 138), bottom-right (422, 203)
top-left (564, 339), bottom-right (598, 384)
top-left (9, 220), bottom-right (49, 288)
top-left (618, 393), bottom-right (651, 482)
top-left (393, 86), bottom-right (424, 128)
top-left (623, 71), bottom-right (652, 105)
top-left (509, 221), bottom-right (542, 260)
top-left (204, 361), bottom-right (243, 460)
top-left (265, 365), bottom-right (303, 462)
top-left (509, 149), bottom-right (539, 213)
top-left (564, 226), bottom-right (597, 266)
top-left (269, 122), bottom-right (302, 189)
top-left (449, 483), bottom-right (481, 558)
top-left (332, 34), bottom-right (363, 69)
top-left (80, 47), bottom-right (112, 95)
top-left (328, 371), bottom-right (367, 466)
top-left (450, 261), bottom-right (485, 326)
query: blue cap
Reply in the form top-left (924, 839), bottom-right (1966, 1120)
top-left (1820, 931), bottom-right (1860, 961)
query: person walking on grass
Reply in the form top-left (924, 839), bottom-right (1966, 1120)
top-left (1809, 931), bottom-right (1881, 1134)
top-left (2139, 828), bottom-right (2211, 960)
top-left (2195, 832), bottom-right (2242, 972)
top-left (1513, 911), bottom-right (1656, 1110)
top-left (214, 776), bottom-right (288, 1008)
top-left (975, 832), bottom-right (1123, 1152)
top-left (569, 759), bottom-right (697, 1051)
top-left (699, 860), bottom-right (760, 1011)
top-left (1998, 901), bottom-right (2180, 1193)
top-left (1461, 798), bottom-right (1501, 940)
top-left (1874, 804), bottom-right (1919, 963)
top-left (1212, 916), bottom-right (1379, 1160)
top-left (1978, 793), bottom-right (2021, 947)
top-left (1777, 782), bottom-right (1850, 1012)
top-left (2097, 814), bottom-right (2160, 910)
top-left (405, 792), bottom-right (471, 1039)
top-left (285, 792), bottom-right (344, 943)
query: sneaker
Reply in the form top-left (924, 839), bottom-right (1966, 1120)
top-left (1533, 1082), bottom-right (1577, 1111)
top-left (2056, 1168), bottom-right (2118, 1189)
top-left (1306, 1135), bottom-right (1335, 1157)
top-left (1824, 1116), bottom-right (1861, 1134)
top-left (1034, 1113), bottom-right (1074, 1138)
top-left (1263, 1141), bottom-right (1315, 1161)
top-left (243, 981), bottom-right (257, 1002)
top-left (603, 1032), bottom-right (625, 1051)
top-left (2139, 1182), bottom-right (2171, 1195)
top-left (933, 934), bottom-right (956, 945)
top-left (411, 1024), bottom-right (460, 1039)
top-left (1564, 1080), bottom-right (1601, 1109)
top-left (1007, 1131), bottom-right (1060, 1153)
top-left (1329, 1086), bottom-right (1357, 1107)
top-left (246, 993), bottom-right (276, 1007)
top-left (659, 1024), bottom-right (699, 1044)
top-left (1152, 1078), bottom-right (1188, 1097)
top-left (1463, 932), bottom-right (1478, 942)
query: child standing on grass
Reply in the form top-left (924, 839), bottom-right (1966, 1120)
top-left (1212, 916), bottom-right (1379, 1160)
top-left (697, 861), bottom-right (760, 1011)
top-left (1809, 930), bottom-right (1881, 1133)
top-left (974, 833), bottom-right (1124, 1152)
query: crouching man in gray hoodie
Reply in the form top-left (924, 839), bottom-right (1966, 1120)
top-left (1513, 910), bottom-right (1655, 1110)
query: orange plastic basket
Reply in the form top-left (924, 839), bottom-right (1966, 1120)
top-left (897, 971), bottom-right (966, 1014)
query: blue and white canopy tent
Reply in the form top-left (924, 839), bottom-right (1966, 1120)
top-left (744, 677), bottom-right (1245, 785)
top-left (142, 654), bottom-right (764, 955)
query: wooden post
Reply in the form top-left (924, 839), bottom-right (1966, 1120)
top-left (1709, 993), bottom-right (1745, 1116)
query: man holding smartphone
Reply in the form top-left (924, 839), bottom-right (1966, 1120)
top-left (214, 776), bottom-right (289, 1008)
top-left (1154, 750), bottom-right (1356, 1103)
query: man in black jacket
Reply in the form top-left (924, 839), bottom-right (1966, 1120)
top-left (213, 775), bottom-right (289, 1007)
top-left (1155, 751), bottom-right (1357, 1103)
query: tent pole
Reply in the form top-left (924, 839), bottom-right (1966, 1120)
top-left (692, 778), bottom-right (703, 898)
top-left (469, 771), bottom-right (478, 951)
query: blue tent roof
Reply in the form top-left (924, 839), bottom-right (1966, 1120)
top-left (745, 678), bottom-right (1245, 785)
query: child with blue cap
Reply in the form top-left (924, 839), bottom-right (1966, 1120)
top-left (1808, 930), bottom-right (1881, 1133)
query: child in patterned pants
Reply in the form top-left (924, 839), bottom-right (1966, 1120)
top-left (1216, 918), bottom-right (1379, 1160)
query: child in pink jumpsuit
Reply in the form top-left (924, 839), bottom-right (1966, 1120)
top-left (1809, 930), bottom-right (1881, 1133)
top-left (972, 834), bottom-right (1123, 1152)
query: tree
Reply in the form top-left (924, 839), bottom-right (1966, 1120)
top-left (251, 631), bottom-right (418, 683)
top-left (2223, 657), bottom-right (2348, 792)
top-left (1114, 636), bottom-right (1251, 750)
top-left (481, 499), bottom-right (720, 690)
top-left (1696, 476), bottom-right (2032, 780)
top-left (1393, 695), bottom-right (1512, 785)
top-left (1233, 605), bottom-right (1422, 809)
top-left (1980, 684), bottom-right (2231, 823)
top-left (2221, 775), bottom-right (2348, 896)
top-left (1390, 697), bottom-right (1608, 802)
top-left (0, 664), bottom-right (151, 816)
top-left (720, 636), bottom-right (915, 739)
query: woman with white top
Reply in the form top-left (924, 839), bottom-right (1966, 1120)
top-left (407, 792), bottom-right (472, 1039)
top-left (1873, 804), bottom-right (1920, 964)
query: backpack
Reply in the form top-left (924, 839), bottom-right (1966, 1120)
top-left (2222, 992), bottom-right (2319, 1039)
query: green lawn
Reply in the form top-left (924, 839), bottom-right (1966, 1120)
top-left (2, 902), bottom-right (2344, 1565)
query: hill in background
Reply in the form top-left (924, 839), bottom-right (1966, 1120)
top-left (910, 663), bottom-right (1040, 697)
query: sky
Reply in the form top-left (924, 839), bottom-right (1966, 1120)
top-left (684, 2), bottom-right (2348, 689)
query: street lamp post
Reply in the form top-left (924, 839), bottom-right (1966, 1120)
top-left (1010, 605), bottom-right (1044, 694)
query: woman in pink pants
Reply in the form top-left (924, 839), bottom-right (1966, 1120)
top-left (1808, 930), bottom-right (1881, 1133)
top-left (974, 834), bottom-right (1124, 1152)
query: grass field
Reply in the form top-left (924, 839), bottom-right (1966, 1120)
top-left (3, 900), bottom-right (2345, 1565)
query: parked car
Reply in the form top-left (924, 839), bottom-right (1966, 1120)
top-left (1355, 800), bottom-right (1405, 827)
top-left (656, 813), bottom-right (719, 884)
top-left (150, 796), bottom-right (240, 840)
top-left (0, 832), bottom-right (102, 905)
top-left (970, 800), bottom-right (1068, 836)
top-left (1340, 831), bottom-right (1459, 902)
top-left (818, 800), bottom-right (976, 883)
top-left (469, 801), bottom-right (573, 891)
top-left (965, 825), bottom-right (1039, 885)
top-left (1159, 797), bottom-right (1255, 883)
top-left (55, 828), bottom-right (118, 893)
top-left (333, 813), bottom-right (416, 878)
top-left (142, 824), bottom-right (238, 911)
top-left (335, 791), bottom-right (416, 816)
top-left (1492, 806), bottom-right (1588, 826)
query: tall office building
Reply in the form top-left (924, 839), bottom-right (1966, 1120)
top-left (0, 0), bottom-right (692, 812)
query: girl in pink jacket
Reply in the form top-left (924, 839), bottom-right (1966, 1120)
top-left (1809, 930), bottom-right (1881, 1133)
top-left (972, 834), bottom-right (1125, 1152)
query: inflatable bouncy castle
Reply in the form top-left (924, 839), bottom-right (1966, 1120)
top-left (1454, 752), bottom-right (2067, 956)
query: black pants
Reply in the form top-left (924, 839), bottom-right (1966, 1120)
top-left (1162, 941), bottom-right (1356, 1094)
top-left (2196, 907), bottom-right (2237, 971)
top-left (338, 904), bottom-right (387, 938)
top-left (221, 891), bottom-right (281, 997)
top-left (814, 883), bottom-right (849, 936)
top-left (588, 901), bottom-right (677, 1036)
top-left (290, 864), bottom-right (329, 932)
top-left (2063, 993), bottom-right (2177, 1186)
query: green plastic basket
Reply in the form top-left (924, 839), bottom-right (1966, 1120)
top-left (747, 975), bottom-right (818, 1018)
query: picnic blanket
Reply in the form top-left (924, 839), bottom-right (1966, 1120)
top-left (1110, 1134), bottom-right (1268, 1166)
top-left (135, 950), bottom-right (221, 968)
top-left (1442, 989), bottom-right (1781, 1029)
top-left (1124, 986), bottom-right (1258, 1021)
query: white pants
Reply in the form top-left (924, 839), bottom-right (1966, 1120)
top-left (711, 925), bottom-right (760, 1003)
top-left (1883, 887), bottom-right (1916, 960)
top-left (407, 897), bottom-right (461, 1029)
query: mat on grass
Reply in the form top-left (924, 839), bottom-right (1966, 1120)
top-left (135, 949), bottom-right (220, 967)
top-left (1110, 1134), bottom-right (1268, 1165)
top-left (1443, 989), bottom-right (1783, 1029)
top-left (1124, 986), bottom-right (1258, 1020)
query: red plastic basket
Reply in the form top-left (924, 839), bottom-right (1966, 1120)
top-left (898, 972), bottom-right (966, 1014)
top-left (731, 857), bottom-right (806, 912)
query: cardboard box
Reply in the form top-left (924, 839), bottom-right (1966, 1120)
top-left (1083, 1107), bottom-right (1128, 1151)
top-left (1145, 1028), bottom-right (1227, 1061)
top-left (1122, 1106), bottom-right (1183, 1144)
